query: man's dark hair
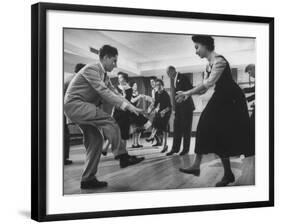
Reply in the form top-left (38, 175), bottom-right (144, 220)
top-left (150, 76), bottom-right (157, 81)
top-left (99, 45), bottom-right (118, 59)
top-left (167, 65), bottom-right (176, 74)
top-left (74, 63), bottom-right (85, 73)
top-left (167, 65), bottom-right (175, 71)
top-left (191, 35), bottom-right (215, 51)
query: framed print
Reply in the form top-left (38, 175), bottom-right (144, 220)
top-left (31, 2), bottom-right (274, 222)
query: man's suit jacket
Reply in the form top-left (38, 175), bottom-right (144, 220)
top-left (174, 73), bottom-right (195, 112)
top-left (64, 63), bottom-right (127, 123)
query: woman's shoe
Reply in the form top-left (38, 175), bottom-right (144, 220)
top-left (136, 127), bottom-right (145, 133)
top-left (145, 137), bottom-right (154, 143)
top-left (161, 145), bottom-right (168, 153)
top-left (132, 144), bottom-right (143, 148)
top-left (215, 173), bottom-right (235, 187)
top-left (101, 139), bottom-right (110, 156)
top-left (153, 135), bottom-right (162, 147)
top-left (179, 167), bottom-right (200, 176)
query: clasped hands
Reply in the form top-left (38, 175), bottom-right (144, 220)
top-left (125, 103), bottom-right (144, 116)
top-left (175, 91), bottom-right (190, 103)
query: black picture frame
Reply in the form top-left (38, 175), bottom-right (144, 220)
top-left (31, 2), bottom-right (274, 222)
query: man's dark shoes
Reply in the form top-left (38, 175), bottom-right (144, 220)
top-left (80, 178), bottom-right (108, 189)
top-left (161, 145), bottom-right (168, 153)
top-left (179, 167), bottom-right (200, 176)
top-left (119, 154), bottom-right (145, 168)
top-left (179, 151), bottom-right (188, 156)
top-left (132, 144), bottom-right (143, 148)
top-left (101, 151), bottom-right (107, 156)
top-left (166, 150), bottom-right (178, 156)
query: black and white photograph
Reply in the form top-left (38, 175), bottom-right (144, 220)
top-left (30, 2), bottom-right (274, 221)
top-left (63, 29), bottom-right (256, 194)
top-left (1, 0), bottom-right (280, 223)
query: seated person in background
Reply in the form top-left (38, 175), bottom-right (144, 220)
top-left (146, 77), bottom-right (157, 121)
top-left (112, 72), bottom-right (137, 147)
top-left (130, 81), bottom-right (153, 148)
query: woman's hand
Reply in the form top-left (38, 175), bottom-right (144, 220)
top-left (198, 88), bottom-right (208, 95)
top-left (175, 91), bottom-right (190, 103)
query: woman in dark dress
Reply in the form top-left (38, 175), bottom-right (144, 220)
top-left (147, 79), bottom-right (172, 152)
top-left (176, 35), bottom-right (251, 187)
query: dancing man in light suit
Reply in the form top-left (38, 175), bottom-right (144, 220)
top-left (64, 45), bottom-right (145, 189)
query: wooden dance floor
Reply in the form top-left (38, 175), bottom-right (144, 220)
top-left (64, 137), bottom-right (255, 195)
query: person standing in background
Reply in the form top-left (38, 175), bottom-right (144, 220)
top-left (166, 66), bottom-right (195, 156)
top-left (149, 77), bottom-right (157, 99)
top-left (244, 64), bottom-right (255, 156)
top-left (147, 79), bottom-right (172, 152)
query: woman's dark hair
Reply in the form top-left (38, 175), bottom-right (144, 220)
top-left (99, 45), bottom-right (118, 59)
top-left (130, 81), bottom-right (137, 87)
top-left (191, 35), bottom-right (215, 51)
top-left (245, 64), bottom-right (255, 73)
top-left (155, 78), bottom-right (164, 87)
top-left (117, 71), bottom-right (129, 83)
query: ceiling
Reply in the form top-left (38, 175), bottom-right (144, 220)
top-left (64, 29), bottom-right (256, 75)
